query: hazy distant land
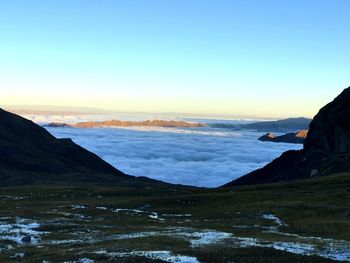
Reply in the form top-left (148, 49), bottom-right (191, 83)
top-left (44, 117), bottom-right (311, 132)
top-left (46, 119), bottom-right (205, 128)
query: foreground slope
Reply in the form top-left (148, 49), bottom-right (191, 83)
top-left (0, 109), bottom-right (166, 187)
top-left (0, 172), bottom-right (349, 262)
top-left (225, 87), bottom-right (350, 186)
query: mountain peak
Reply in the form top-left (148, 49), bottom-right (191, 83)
top-left (304, 87), bottom-right (350, 153)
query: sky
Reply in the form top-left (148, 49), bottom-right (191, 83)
top-left (0, 0), bottom-right (349, 118)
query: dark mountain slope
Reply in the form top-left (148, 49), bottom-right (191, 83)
top-left (304, 88), bottom-right (350, 153)
top-left (224, 87), bottom-right (350, 187)
top-left (0, 109), bottom-right (167, 187)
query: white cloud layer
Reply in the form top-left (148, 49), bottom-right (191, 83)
top-left (46, 126), bottom-right (302, 187)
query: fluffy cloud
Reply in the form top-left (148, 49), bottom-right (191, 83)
top-left (47, 126), bottom-right (302, 187)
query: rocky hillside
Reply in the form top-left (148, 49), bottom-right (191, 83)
top-left (0, 109), bottom-right (167, 187)
top-left (304, 88), bottom-right (350, 153)
top-left (224, 87), bottom-right (350, 186)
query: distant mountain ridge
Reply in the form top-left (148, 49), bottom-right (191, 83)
top-left (224, 87), bottom-right (350, 187)
top-left (208, 117), bottom-right (311, 133)
top-left (46, 119), bottom-right (205, 128)
top-left (243, 117), bottom-right (311, 132)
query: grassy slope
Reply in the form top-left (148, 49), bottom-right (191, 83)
top-left (0, 173), bottom-right (349, 262)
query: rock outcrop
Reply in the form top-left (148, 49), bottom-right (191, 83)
top-left (45, 122), bottom-right (72, 128)
top-left (259, 133), bottom-right (276, 141)
top-left (224, 87), bottom-right (350, 186)
top-left (304, 88), bottom-right (350, 153)
top-left (259, 130), bottom-right (308, 144)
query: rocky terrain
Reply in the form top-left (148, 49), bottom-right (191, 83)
top-left (46, 119), bottom-right (205, 128)
top-left (0, 108), bottom-right (168, 188)
top-left (225, 87), bottom-right (350, 186)
top-left (259, 130), bottom-right (308, 144)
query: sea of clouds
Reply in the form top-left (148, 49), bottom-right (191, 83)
top-left (45, 123), bottom-right (302, 187)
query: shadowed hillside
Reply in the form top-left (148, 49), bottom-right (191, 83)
top-left (225, 87), bottom-right (350, 186)
top-left (0, 109), bottom-right (169, 188)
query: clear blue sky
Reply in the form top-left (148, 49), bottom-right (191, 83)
top-left (0, 0), bottom-right (349, 117)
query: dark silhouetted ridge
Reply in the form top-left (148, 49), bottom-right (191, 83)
top-left (0, 109), bottom-right (169, 187)
top-left (224, 86), bottom-right (350, 187)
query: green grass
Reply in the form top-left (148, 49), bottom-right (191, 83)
top-left (0, 173), bottom-right (349, 262)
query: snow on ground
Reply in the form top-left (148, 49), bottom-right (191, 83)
top-left (0, 218), bottom-right (48, 245)
top-left (94, 250), bottom-right (200, 263)
top-left (262, 213), bottom-right (288, 227)
top-left (1, 214), bottom-right (349, 261)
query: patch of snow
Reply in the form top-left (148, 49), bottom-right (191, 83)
top-left (44, 211), bottom-right (73, 217)
top-left (0, 244), bottom-right (14, 252)
top-left (162, 214), bottom-right (192, 217)
top-left (77, 258), bottom-right (94, 263)
top-left (10, 252), bottom-right (25, 258)
top-left (0, 217), bottom-right (12, 220)
top-left (61, 258), bottom-right (94, 263)
top-left (0, 195), bottom-right (27, 200)
top-left (103, 227), bottom-right (232, 248)
top-left (111, 208), bottom-right (144, 213)
top-left (0, 217), bottom-right (48, 245)
top-left (110, 207), bottom-right (164, 221)
top-left (111, 231), bottom-right (160, 240)
top-left (96, 206), bottom-right (108, 210)
top-left (176, 230), bottom-right (232, 247)
top-left (48, 239), bottom-right (81, 245)
top-left (94, 250), bottom-right (200, 263)
top-left (1, 215), bottom-right (347, 262)
top-left (262, 213), bottom-right (287, 227)
top-left (228, 234), bottom-right (350, 262)
top-left (149, 212), bottom-right (165, 221)
top-left (46, 211), bottom-right (90, 220)
top-left (71, 205), bottom-right (88, 210)
top-left (233, 224), bottom-right (278, 232)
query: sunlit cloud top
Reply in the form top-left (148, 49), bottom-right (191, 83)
top-left (0, 0), bottom-right (349, 118)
